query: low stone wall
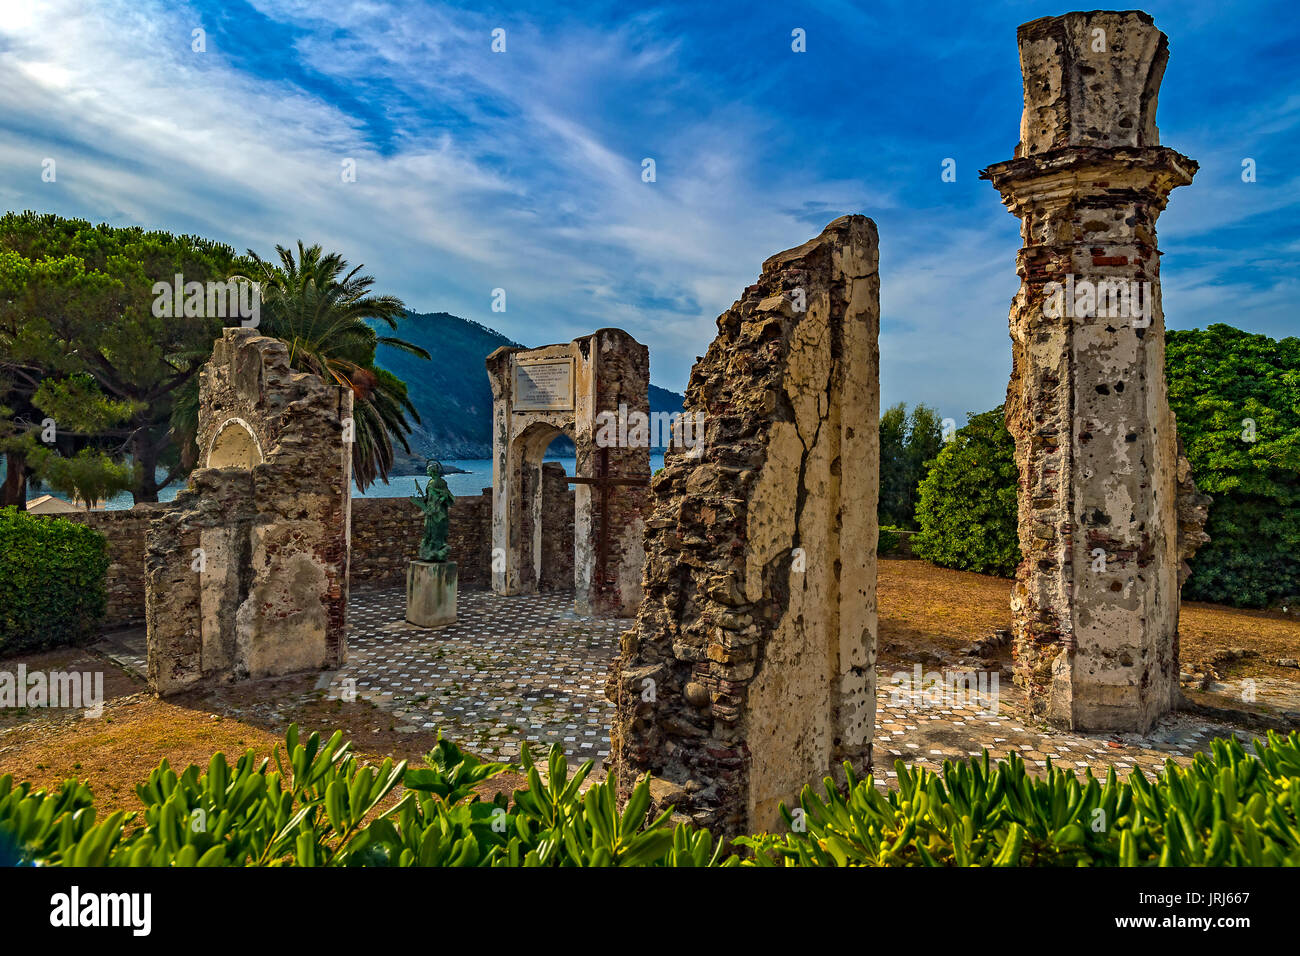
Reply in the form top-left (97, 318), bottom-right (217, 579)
top-left (348, 480), bottom-right (576, 592)
top-left (349, 491), bottom-right (494, 590)
top-left (36, 505), bottom-right (166, 629)
top-left (34, 481), bottom-right (577, 628)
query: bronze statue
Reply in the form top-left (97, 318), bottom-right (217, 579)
top-left (411, 459), bottom-right (454, 562)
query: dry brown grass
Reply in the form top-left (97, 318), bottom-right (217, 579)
top-left (877, 557), bottom-right (1300, 668)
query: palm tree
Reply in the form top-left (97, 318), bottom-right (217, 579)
top-left (236, 242), bottom-right (430, 490)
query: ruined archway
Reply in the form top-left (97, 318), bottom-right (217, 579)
top-left (146, 329), bottom-right (353, 695)
top-left (486, 330), bottom-right (650, 617)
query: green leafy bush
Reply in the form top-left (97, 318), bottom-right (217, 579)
top-left (878, 525), bottom-right (902, 555)
top-left (903, 327), bottom-right (1298, 606)
top-left (1166, 325), bottom-right (1300, 608)
top-left (912, 407), bottom-right (1021, 577)
top-left (741, 731), bottom-right (1300, 866)
top-left (0, 506), bottom-right (108, 654)
top-left (4, 725), bottom-right (1298, 867)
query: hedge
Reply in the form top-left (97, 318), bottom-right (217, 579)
top-left (3, 724), bottom-right (1298, 866)
top-left (912, 407), bottom-right (1021, 577)
top-left (878, 524), bottom-right (902, 555)
top-left (908, 327), bottom-right (1300, 605)
top-left (1166, 325), bottom-right (1300, 608)
top-left (0, 506), bottom-right (108, 655)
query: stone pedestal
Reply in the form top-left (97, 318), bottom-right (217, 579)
top-left (406, 560), bottom-right (457, 628)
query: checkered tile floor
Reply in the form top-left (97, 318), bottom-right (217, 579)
top-left (332, 588), bottom-right (1242, 778)
top-left (97, 589), bottom-right (1249, 780)
top-left (329, 588), bottom-right (627, 766)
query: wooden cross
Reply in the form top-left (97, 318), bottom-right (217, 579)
top-left (566, 445), bottom-right (648, 591)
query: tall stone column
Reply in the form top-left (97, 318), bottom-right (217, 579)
top-left (981, 12), bottom-right (1199, 732)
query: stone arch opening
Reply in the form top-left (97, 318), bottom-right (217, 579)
top-left (513, 421), bottom-right (578, 594)
top-left (486, 331), bottom-right (650, 617)
top-left (206, 417), bottom-right (264, 469)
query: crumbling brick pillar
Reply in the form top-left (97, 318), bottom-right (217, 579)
top-left (981, 12), bottom-right (1200, 732)
top-left (610, 215), bottom-right (879, 837)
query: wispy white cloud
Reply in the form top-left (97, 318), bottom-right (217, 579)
top-left (0, 0), bottom-right (1294, 421)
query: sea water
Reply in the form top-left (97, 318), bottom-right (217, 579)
top-left (72, 454), bottom-right (668, 510)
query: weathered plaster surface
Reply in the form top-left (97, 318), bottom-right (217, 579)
top-left (146, 328), bottom-right (353, 695)
top-left (610, 215), bottom-right (880, 836)
top-left (981, 11), bottom-right (1209, 732)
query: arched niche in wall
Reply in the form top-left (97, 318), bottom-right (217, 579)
top-left (207, 417), bottom-right (265, 469)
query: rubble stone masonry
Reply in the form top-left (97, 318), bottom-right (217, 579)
top-left (610, 215), bottom-right (880, 836)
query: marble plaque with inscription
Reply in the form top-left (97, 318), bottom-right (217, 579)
top-left (513, 358), bottom-right (574, 411)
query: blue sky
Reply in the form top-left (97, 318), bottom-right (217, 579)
top-left (1, 0), bottom-right (1296, 423)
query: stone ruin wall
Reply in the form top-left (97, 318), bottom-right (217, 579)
top-left (611, 215), bottom-right (880, 837)
top-left (981, 11), bottom-right (1209, 732)
top-left (487, 331), bottom-right (649, 617)
top-left (146, 329), bottom-right (353, 695)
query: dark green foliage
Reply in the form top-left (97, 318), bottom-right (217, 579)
top-left (5, 724), bottom-right (1298, 867)
top-left (0, 507), bottom-right (108, 653)
top-left (1166, 325), bottom-right (1300, 608)
top-left (905, 326), bottom-right (1297, 605)
top-left (878, 402), bottom-right (944, 530)
top-left (913, 406), bottom-right (1021, 577)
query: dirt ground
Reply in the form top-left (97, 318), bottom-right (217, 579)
top-left (875, 559), bottom-right (1300, 717)
top-left (1, 558), bottom-right (1297, 815)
